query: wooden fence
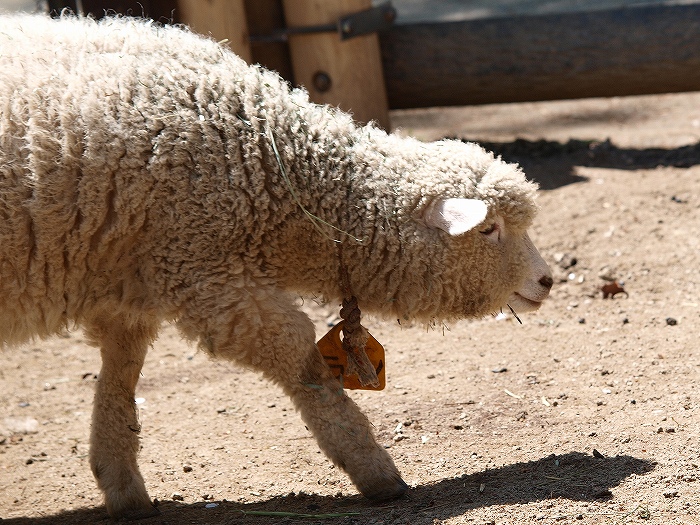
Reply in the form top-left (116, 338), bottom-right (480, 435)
top-left (46, 0), bottom-right (700, 129)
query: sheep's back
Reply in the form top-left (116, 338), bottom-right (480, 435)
top-left (0, 15), bottom-right (265, 342)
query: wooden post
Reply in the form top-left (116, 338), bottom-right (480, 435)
top-left (245, 0), bottom-right (294, 83)
top-left (177, 0), bottom-right (252, 63)
top-left (281, 0), bottom-right (390, 129)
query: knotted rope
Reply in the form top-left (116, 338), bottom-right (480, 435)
top-left (338, 246), bottom-right (379, 388)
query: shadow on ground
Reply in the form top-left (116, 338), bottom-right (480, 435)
top-left (1, 452), bottom-right (655, 525)
top-left (464, 138), bottom-right (700, 190)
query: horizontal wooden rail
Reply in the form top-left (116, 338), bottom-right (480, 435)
top-left (380, 4), bottom-right (700, 109)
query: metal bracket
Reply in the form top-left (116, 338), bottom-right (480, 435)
top-left (337, 2), bottom-right (396, 40)
top-left (250, 2), bottom-right (396, 44)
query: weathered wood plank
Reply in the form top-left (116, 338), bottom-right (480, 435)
top-left (380, 4), bottom-right (700, 108)
top-left (177, 0), bottom-right (251, 62)
top-left (282, 0), bottom-right (390, 128)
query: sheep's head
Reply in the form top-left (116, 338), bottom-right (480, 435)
top-left (419, 196), bottom-right (552, 320)
top-left (333, 138), bottom-right (551, 323)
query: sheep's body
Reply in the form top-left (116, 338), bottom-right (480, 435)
top-left (0, 14), bottom-right (552, 519)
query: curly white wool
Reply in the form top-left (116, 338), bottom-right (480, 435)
top-left (0, 14), bottom-right (550, 519)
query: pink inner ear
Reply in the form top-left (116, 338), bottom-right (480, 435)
top-left (423, 198), bottom-right (489, 236)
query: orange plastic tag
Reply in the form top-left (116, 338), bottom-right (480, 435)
top-left (317, 322), bottom-right (386, 391)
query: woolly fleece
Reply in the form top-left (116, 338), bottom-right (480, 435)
top-left (0, 14), bottom-right (542, 519)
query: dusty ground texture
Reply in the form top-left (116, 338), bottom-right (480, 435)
top-left (2, 92), bottom-right (700, 524)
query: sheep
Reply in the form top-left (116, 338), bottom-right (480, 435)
top-left (0, 14), bottom-right (553, 519)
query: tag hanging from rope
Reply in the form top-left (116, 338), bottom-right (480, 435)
top-left (319, 247), bottom-right (384, 389)
top-left (317, 320), bottom-right (385, 390)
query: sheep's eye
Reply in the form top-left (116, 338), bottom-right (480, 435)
top-left (479, 223), bottom-right (498, 236)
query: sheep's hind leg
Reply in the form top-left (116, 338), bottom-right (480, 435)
top-left (184, 289), bottom-right (408, 501)
top-left (85, 317), bottom-right (160, 520)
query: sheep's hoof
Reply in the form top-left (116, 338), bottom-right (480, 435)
top-left (362, 477), bottom-right (409, 502)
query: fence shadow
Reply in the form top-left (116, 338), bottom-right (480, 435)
top-left (465, 138), bottom-right (700, 190)
top-left (1, 451), bottom-right (655, 525)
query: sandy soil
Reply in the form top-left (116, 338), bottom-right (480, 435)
top-left (2, 91), bottom-right (700, 524)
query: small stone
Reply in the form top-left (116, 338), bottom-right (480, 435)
top-left (666, 317), bottom-right (678, 326)
top-left (491, 367), bottom-right (508, 373)
top-left (664, 490), bottom-right (679, 498)
top-left (183, 465), bottom-right (193, 473)
top-left (555, 253), bottom-right (577, 269)
top-left (172, 492), bottom-right (184, 501)
top-left (3, 417), bottom-right (39, 434)
top-left (598, 266), bottom-right (616, 281)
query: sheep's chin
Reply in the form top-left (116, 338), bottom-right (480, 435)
top-left (506, 293), bottom-right (542, 313)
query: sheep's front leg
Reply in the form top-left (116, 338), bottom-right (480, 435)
top-left (85, 318), bottom-right (159, 520)
top-left (286, 347), bottom-right (409, 500)
top-left (183, 290), bottom-right (408, 501)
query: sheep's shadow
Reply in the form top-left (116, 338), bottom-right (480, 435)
top-left (466, 138), bottom-right (700, 190)
top-left (1, 451), bottom-right (654, 525)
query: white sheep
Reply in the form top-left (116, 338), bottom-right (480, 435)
top-left (0, 14), bottom-right (552, 519)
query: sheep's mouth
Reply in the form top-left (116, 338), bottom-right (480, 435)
top-left (508, 292), bottom-right (542, 312)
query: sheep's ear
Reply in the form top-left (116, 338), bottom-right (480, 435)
top-left (423, 198), bottom-right (489, 236)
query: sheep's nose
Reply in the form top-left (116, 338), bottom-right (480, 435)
top-left (539, 275), bottom-right (554, 289)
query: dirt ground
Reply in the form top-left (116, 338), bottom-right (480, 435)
top-left (2, 91), bottom-right (700, 524)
